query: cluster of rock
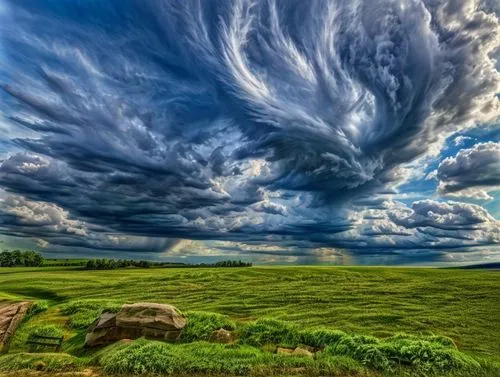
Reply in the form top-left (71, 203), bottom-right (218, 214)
top-left (85, 302), bottom-right (186, 347)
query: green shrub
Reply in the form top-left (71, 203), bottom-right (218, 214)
top-left (181, 311), bottom-right (235, 342)
top-left (322, 333), bottom-right (480, 373)
top-left (238, 320), bottom-right (480, 374)
top-left (331, 334), bottom-right (389, 370)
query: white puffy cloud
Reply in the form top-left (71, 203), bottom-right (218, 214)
top-left (437, 142), bottom-right (500, 198)
top-left (0, 195), bottom-right (88, 236)
top-left (391, 199), bottom-right (496, 230)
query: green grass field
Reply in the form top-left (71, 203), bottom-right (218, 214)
top-left (0, 266), bottom-right (498, 376)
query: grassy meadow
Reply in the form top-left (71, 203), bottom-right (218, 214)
top-left (0, 266), bottom-right (498, 376)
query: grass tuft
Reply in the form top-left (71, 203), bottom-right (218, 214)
top-left (238, 319), bottom-right (300, 347)
top-left (98, 338), bottom-right (319, 375)
top-left (28, 324), bottom-right (64, 339)
top-left (299, 328), bottom-right (348, 348)
top-left (0, 353), bottom-right (78, 372)
top-left (181, 311), bottom-right (235, 342)
top-left (59, 300), bottom-right (121, 329)
top-left (24, 300), bottom-right (49, 320)
top-left (326, 333), bottom-right (481, 373)
top-left (26, 325), bottom-right (64, 353)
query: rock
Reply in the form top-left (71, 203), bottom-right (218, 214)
top-left (293, 347), bottom-right (314, 358)
top-left (276, 346), bottom-right (314, 358)
top-left (84, 312), bottom-right (120, 347)
top-left (0, 301), bottom-right (31, 352)
top-left (34, 361), bottom-right (47, 371)
top-left (276, 347), bottom-right (295, 354)
top-left (85, 303), bottom-right (186, 347)
top-left (209, 328), bottom-right (235, 344)
top-left (116, 303), bottom-right (186, 331)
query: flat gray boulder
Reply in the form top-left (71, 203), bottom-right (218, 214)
top-left (116, 302), bottom-right (185, 331)
top-left (85, 303), bottom-right (186, 347)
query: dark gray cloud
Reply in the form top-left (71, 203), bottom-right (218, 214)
top-left (0, 0), bottom-right (498, 262)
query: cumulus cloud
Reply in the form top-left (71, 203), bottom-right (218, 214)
top-left (391, 199), bottom-right (497, 230)
top-left (341, 199), bottom-right (500, 252)
top-left (0, 193), bottom-right (180, 252)
top-left (0, 0), bottom-right (498, 262)
top-left (0, 194), bottom-right (88, 236)
top-left (436, 142), bottom-right (500, 199)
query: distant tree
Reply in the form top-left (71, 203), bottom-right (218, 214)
top-left (81, 257), bottom-right (251, 270)
top-left (0, 251), bottom-right (14, 267)
top-left (11, 250), bottom-right (22, 265)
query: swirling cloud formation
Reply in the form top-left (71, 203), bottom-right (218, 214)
top-left (0, 0), bottom-right (498, 264)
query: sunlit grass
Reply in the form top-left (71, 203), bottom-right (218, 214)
top-left (0, 266), bottom-right (498, 376)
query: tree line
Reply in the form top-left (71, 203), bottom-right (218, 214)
top-left (0, 250), bottom-right (44, 267)
top-left (0, 250), bottom-right (252, 270)
top-left (84, 259), bottom-right (252, 270)
top-left (85, 259), bottom-right (153, 270)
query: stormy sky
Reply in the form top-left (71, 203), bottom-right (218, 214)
top-left (0, 0), bottom-right (498, 265)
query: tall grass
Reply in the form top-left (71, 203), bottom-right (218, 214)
top-left (0, 353), bottom-right (79, 372)
top-left (60, 300), bottom-right (122, 329)
top-left (1, 266), bottom-right (498, 356)
top-left (238, 319), bottom-right (482, 374)
top-left (181, 311), bottom-right (236, 342)
top-left (28, 325), bottom-right (64, 339)
top-left (24, 300), bottom-right (49, 321)
top-left (1, 266), bottom-right (499, 376)
top-left (97, 338), bottom-right (365, 376)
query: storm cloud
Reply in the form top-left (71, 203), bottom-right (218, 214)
top-left (0, 0), bottom-right (499, 263)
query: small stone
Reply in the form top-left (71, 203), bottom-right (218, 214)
top-left (293, 347), bottom-right (314, 358)
top-left (209, 328), bottom-right (235, 344)
top-left (276, 347), bottom-right (295, 354)
top-left (34, 361), bottom-right (46, 371)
